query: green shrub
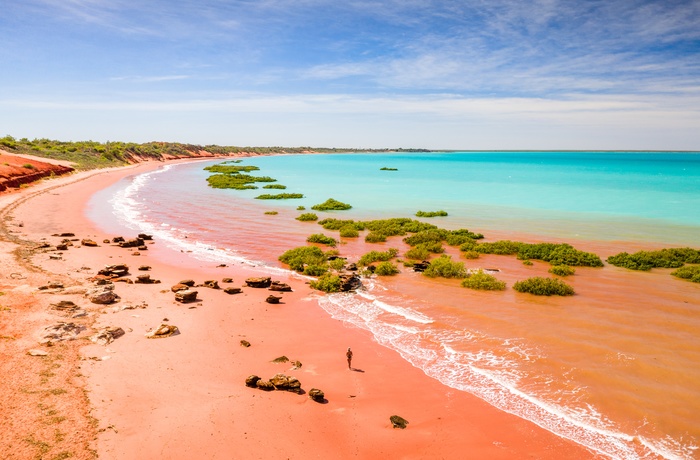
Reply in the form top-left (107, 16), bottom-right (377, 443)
top-left (204, 164), bottom-right (259, 173)
top-left (263, 184), bottom-right (287, 189)
top-left (403, 229), bottom-right (448, 246)
top-left (309, 273), bottom-right (342, 292)
top-left (607, 248), bottom-right (700, 271)
top-left (423, 255), bottom-right (467, 279)
top-left (264, 211), bottom-right (278, 215)
top-left (318, 218), bottom-right (364, 231)
top-left (22, 163), bottom-right (35, 169)
top-left (339, 226), bottom-right (359, 238)
top-left (415, 210), bottom-right (448, 217)
top-left (255, 193), bottom-right (304, 200)
top-left (364, 231), bottom-right (387, 243)
top-left (296, 213), bottom-right (318, 222)
top-left (307, 233), bottom-right (337, 247)
top-left (463, 250), bottom-right (480, 259)
top-left (363, 218), bottom-right (436, 235)
top-left (522, 259), bottom-right (533, 266)
top-left (671, 265), bottom-right (700, 283)
top-left (476, 241), bottom-right (603, 267)
top-left (279, 246), bottom-right (326, 272)
top-left (357, 249), bottom-right (398, 266)
top-left (549, 265), bottom-right (576, 276)
top-left (475, 240), bottom-right (523, 255)
top-left (513, 277), bottom-right (575, 296)
top-left (311, 198), bottom-right (352, 211)
top-left (461, 270), bottom-right (506, 291)
top-left (405, 246), bottom-right (430, 260)
top-left (303, 265), bottom-right (328, 276)
top-left (375, 261), bottom-right (400, 276)
top-left (329, 258), bottom-right (346, 271)
top-left (296, 206), bottom-right (306, 210)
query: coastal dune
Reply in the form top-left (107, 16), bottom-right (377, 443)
top-left (0, 159), bottom-right (598, 459)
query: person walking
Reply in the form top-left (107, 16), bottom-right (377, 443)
top-left (346, 347), bottom-right (353, 370)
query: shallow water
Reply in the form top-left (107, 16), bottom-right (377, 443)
top-left (87, 152), bottom-right (700, 459)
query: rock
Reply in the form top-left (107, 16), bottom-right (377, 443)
top-left (135, 274), bottom-right (160, 284)
top-left (339, 274), bottom-right (362, 291)
top-left (245, 277), bottom-right (271, 288)
top-left (49, 254), bottom-right (62, 260)
top-left (119, 238), bottom-right (144, 248)
top-left (202, 280), bottom-right (219, 289)
top-left (98, 264), bottom-right (129, 277)
top-left (390, 415), bottom-right (409, 429)
top-left (53, 232), bottom-right (75, 237)
top-left (137, 233), bottom-right (153, 240)
top-left (171, 283), bottom-right (190, 292)
top-left (81, 239), bottom-right (98, 247)
top-left (256, 380), bottom-right (275, 391)
top-left (90, 327), bottom-right (125, 345)
top-left (179, 279), bottom-right (196, 287)
top-left (222, 277), bottom-right (233, 283)
top-left (27, 349), bottom-right (49, 357)
top-left (174, 290), bottom-right (198, 303)
top-left (265, 295), bottom-right (282, 304)
top-left (269, 281), bottom-right (292, 292)
top-left (49, 300), bottom-right (84, 317)
top-left (40, 322), bottom-right (84, 343)
top-left (291, 360), bottom-right (302, 370)
top-left (245, 375), bottom-right (261, 387)
top-left (87, 287), bottom-right (118, 304)
top-left (56, 243), bottom-right (69, 251)
top-left (137, 245), bottom-right (148, 251)
top-left (145, 323), bottom-right (179, 338)
top-left (272, 356), bottom-right (289, 363)
top-left (308, 388), bottom-right (325, 403)
top-left (270, 374), bottom-right (302, 393)
top-left (346, 263), bottom-right (358, 271)
top-left (112, 236), bottom-right (125, 243)
top-left (412, 261), bottom-right (430, 272)
top-left (138, 265), bottom-right (151, 271)
top-left (240, 340), bottom-right (251, 347)
top-left (39, 281), bottom-right (64, 290)
top-left (223, 287), bottom-right (242, 295)
top-left (102, 239), bottom-right (111, 244)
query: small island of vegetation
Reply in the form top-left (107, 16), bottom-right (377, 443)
top-left (311, 198), bottom-right (352, 211)
top-left (380, 167), bottom-right (398, 171)
top-left (416, 210), bottom-right (448, 217)
top-left (255, 193), bottom-right (304, 200)
top-left (513, 277), bottom-right (575, 296)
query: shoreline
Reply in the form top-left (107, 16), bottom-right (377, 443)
top-left (0, 158), bottom-right (601, 459)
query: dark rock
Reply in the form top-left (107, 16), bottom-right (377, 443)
top-left (256, 380), bottom-right (275, 391)
top-left (135, 274), bottom-right (160, 284)
top-left (40, 322), bottom-right (85, 344)
top-left (137, 245), bottom-right (148, 251)
top-left (98, 264), bottom-right (129, 277)
top-left (339, 274), bottom-right (362, 292)
top-left (171, 283), bottom-right (189, 292)
top-left (56, 244), bottom-right (69, 251)
top-left (224, 287), bottom-right (242, 295)
top-left (245, 277), bottom-right (271, 288)
top-left (102, 239), bottom-right (111, 244)
top-left (412, 261), bottom-right (430, 272)
top-left (138, 265), bottom-right (151, 271)
top-left (174, 290), bottom-right (198, 303)
top-left (346, 263), bottom-right (358, 271)
top-left (270, 374), bottom-right (302, 393)
top-left (265, 295), bottom-right (282, 304)
top-left (87, 288), bottom-right (118, 305)
top-left (309, 388), bottom-right (325, 403)
top-left (245, 375), bottom-right (261, 387)
top-left (179, 279), bottom-right (196, 287)
top-left (145, 323), bottom-right (179, 338)
top-left (112, 236), bottom-right (125, 243)
top-left (269, 281), bottom-right (292, 292)
top-left (203, 280), bottom-right (219, 289)
top-left (119, 238), bottom-right (144, 248)
top-left (81, 239), bottom-right (98, 247)
top-left (222, 277), bottom-right (233, 283)
top-left (90, 326), bottom-right (125, 345)
top-left (137, 233), bottom-right (153, 240)
top-left (240, 340), bottom-right (251, 347)
top-left (272, 356), bottom-right (289, 363)
top-left (390, 415), bottom-right (409, 429)
top-left (53, 232), bottom-right (75, 237)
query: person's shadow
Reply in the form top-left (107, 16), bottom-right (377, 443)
top-left (350, 368), bottom-right (365, 373)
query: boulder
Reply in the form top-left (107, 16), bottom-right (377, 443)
top-left (245, 277), bottom-right (271, 288)
top-left (145, 323), bottom-right (179, 339)
top-left (390, 415), bottom-right (409, 429)
top-left (56, 243), bottom-right (69, 251)
top-left (171, 283), bottom-right (190, 292)
top-left (412, 261), bottom-right (430, 272)
top-left (102, 239), bottom-right (111, 244)
top-left (179, 279), bottom-right (196, 287)
top-left (81, 239), bottom-right (98, 247)
top-left (269, 281), bottom-right (292, 292)
top-left (98, 264), bottom-right (129, 277)
top-left (202, 280), bottom-right (219, 289)
top-left (119, 238), bottom-right (144, 248)
top-left (53, 232), bottom-right (75, 237)
top-left (222, 277), bottom-right (233, 283)
top-left (138, 233), bottom-right (153, 240)
top-left (240, 340), bottom-right (251, 347)
top-left (137, 245), bottom-right (148, 251)
top-left (138, 265), bottom-right (151, 271)
top-left (135, 274), bottom-right (160, 284)
top-left (223, 287), bottom-right (242, 295)
top-left (339, 274), bottom-right (362, 292)
top-left (265, 295), bottom-right (282, 304)
top-left (174, 290), bottom-right (198, 303)
top-left (308, 388), bottom-right (325, 403)
top-left (245, 375), bottom-right (261, 387)
top-left (256, 380), bottom-right (275, 391)
top-left (40, 322), bottom-right (84, 343)
top-left (270, 374), bottom-right (302, 393)
top-left (112, 236), bottom-right (125, 243)
top-left (87, 288), bottom-right (118, 304)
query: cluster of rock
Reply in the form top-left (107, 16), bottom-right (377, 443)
top-left (245, 373), bottom-right (302, 394)
top-left (339, 274), bottom-right (362, 291)
top-left (145, 323), bottom-right (179, 338)
top-left (412, 261), bottom-right (430, 272)
top-left (90, 326), bottom-right (125, 345)
top-left (171, 280), bottom-right (198, 303)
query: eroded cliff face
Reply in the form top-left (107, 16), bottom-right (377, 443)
top-left (0, 152), bottom-right (75, 192)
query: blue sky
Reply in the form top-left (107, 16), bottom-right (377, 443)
top-left (1, 0), bottom-right (699, 150)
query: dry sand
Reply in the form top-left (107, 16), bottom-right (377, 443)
top-left (0, 159), bottom-right (598, 459)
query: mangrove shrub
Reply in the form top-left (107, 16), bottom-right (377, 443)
top-left (461, 270), bottom-right (506, 291)
top-left (513, 277), bottom-right (574, 296)
top-left (423, 255), bottom-right (467, 279)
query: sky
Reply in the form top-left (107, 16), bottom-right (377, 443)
top-left (1, 0), bottom-right (699, 150)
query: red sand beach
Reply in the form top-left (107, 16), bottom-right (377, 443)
top-left (1, 159), bottom-right (602, 459)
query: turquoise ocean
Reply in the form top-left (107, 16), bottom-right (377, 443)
top-left (89, 152), bottom-right (700, 459)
